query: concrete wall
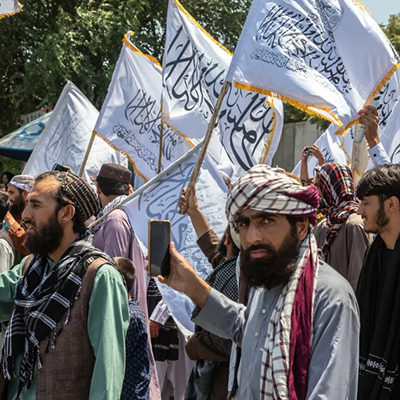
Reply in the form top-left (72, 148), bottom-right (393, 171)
top-left (272, 121), bottom-right (323, 172)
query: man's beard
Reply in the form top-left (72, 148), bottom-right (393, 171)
top-left (9, 198), bottom-right (26, 218)
top-left (24, 213), bottom-right (64, 257)
top-left (364, 202), bottom-right (389, 234)
top-left (240, 228), bottom-right (301, 290)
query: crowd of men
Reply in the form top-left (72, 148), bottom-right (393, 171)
top-left (0, 105), bottom-right (399, 400)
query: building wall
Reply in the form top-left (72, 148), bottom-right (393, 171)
top-left (272, 121), bottom-right (323, 172)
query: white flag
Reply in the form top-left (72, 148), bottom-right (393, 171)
top-left (292, 124), bottom-right (350, 177)
top-left (380, 98), bottom-right (400, 164)
top-left (227, 0), bottom-right (398, 132)
top-left (293, 68), bottom-right (400, 176)
top-left (23, 81), bottom-right (126, 181)
top-left (163, 0), bottom-right (283, 175)
top-left (94, 33), bottom-right (192, 182)
top-left (123, 145), bottom-right (228, 332)
top-left (0, 0), bottom-right (21, 18)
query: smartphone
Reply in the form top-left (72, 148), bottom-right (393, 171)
top-left (304, 147), bottom-right (311, 156)
top-left (52, 163), bottom-right (68, 172)
top-left (148, 219), bottom-right (171, 277)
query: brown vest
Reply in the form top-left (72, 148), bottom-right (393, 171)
top-left (0, 256), bottom-right (109, 400)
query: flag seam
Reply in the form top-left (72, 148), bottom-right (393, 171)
top-left (93, 130), bottom-right (150, 183)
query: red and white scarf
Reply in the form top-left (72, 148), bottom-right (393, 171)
top-left (260, 234), bottom-right (319, 400)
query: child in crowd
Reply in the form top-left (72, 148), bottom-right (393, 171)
top-left (114, 257), bottom-right (151, 400)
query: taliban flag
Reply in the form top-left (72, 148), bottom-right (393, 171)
top-left (122, 143), bottom-right (228, 332)
top-left (23, 81), bottom-right (126, 181)
top-left (226, 0), bottom-right (399, 134)
top-left (94, 33), bottom-right (192, 181)
top-left (162, 0), bottom-right (284, 176)
top-left (293, 68), bottom-right (400, 177)
top-left (0, 0), bottom-right (22, 18)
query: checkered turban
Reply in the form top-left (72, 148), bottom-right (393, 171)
top-left (58, 173), bottom-right (101, 222)
top-left (9, 175), bottom-right (35, 192)
top-left (96, 163), bottom-right (132, 184)
top-left (226, 165), bottom-right (319, 225)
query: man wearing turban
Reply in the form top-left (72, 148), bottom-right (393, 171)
top-left (0, 171), bottom-right (129, 399)
top-left (159, 165), bottom-right (360, 400)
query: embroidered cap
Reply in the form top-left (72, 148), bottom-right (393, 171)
top-left (60, 173), bottom-right (101, 222)
top-left (96, 163), bottom-right (132, 184)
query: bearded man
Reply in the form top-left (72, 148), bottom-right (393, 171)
top-left (356, 164), bottom-right (400, 399)
top-left (159, 165), bottom-right (360, 400)
top-left (4, 175), bottom-right (34, 262)
top-left (0, 171), bottom-right (129, 400)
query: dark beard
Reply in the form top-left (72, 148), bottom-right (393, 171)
top-left (9, 199), bottom-right (25, 219)
top-left (376, 202), bottom-right (389, 230)
top-left (240, 228), bottom-right (301, 290)
top-left (24, 213), bottom-right (64, 257)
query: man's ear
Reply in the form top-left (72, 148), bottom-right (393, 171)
top-left (22, 189), bottom-right (30, 200)
top-left (296, 218), bottom-right (309, 241)
top-left (386, 196), bottom-right (400, 214)
top-left (58, 204), bottom-right (76, 225)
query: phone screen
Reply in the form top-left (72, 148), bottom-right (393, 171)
top-left (149, 220), bottom-right (171, 277)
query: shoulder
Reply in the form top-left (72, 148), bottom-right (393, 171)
top-left (345, 213), bottom-right (365, 228)
top-left (315, 260), bottom-right (358, 311)
top-left (94, 263), bottom-right (125, 288)
top-left (102, 210), bottom-right (132, 232)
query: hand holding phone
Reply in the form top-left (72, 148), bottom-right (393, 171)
top-left (148, 219), bottom-right (171, 277)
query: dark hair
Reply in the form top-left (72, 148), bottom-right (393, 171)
top-left (0, 191), bottom-right (10, 221)
top-left (217, 225), bottom-right (240, 258)
top-left (35, 172), bottom-right (86, 233)
top-left (2, 172), bottom-right (14, 183)
top-left (286, 216), bottom-right (310, 235)
top-left (114, 257), bottom-right (136, 293)
top-left (96, 176), bottom-right (129, 197)
top-left (356, 165), bottom-right (400, 206)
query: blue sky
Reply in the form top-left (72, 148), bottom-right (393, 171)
top-left (362, 0), bottom-right (399, 24)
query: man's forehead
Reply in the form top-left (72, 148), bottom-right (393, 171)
top-left (29, 178), bottom-right (59, 199)
top-left (237, 208), bottom-right (281, 218)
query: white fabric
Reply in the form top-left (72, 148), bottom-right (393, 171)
top-left (379, 95), bottom-right (400, 164)
top-left (293, 68), bottom-right (400, 177)
top-left (163, 0), bottom-right (283, 177)
top-left (368, 143), bottom-right (391, 166)
top-left (149, 299), bottom-right (170, 326)
top-left (227, 0), bottom-right (398, 131)
top-left (94, 33), bottom-right (191, 181)
top-left (0, 239), bottom-right (14, 274)
top-left (0, 0), bottom-right (21, 17)
top-left (123, 150), bottom-right (228, 332)
top-left (23, 81), bottom-right (126, 181)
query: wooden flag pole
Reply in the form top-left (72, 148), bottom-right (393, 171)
top-left (179, 80), bottom-right (230, 214)
top-left (79, 132), bottom-right (96, 177)
top-left (157, 122), bottom-right (164, 174)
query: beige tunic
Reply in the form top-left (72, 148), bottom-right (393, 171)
top-left (313, 213), bottom-right (373, 291)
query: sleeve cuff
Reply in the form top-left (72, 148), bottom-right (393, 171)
top-left (368, 142), bottom-right (391, 165)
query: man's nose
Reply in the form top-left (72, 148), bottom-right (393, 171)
top-left (246, 222), bottom-right (263, 245)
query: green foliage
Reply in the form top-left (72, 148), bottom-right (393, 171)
top-left (0, 156), bottom-right (22, 175)
top-left (383, 14), bottom-right (400, 55)
top-left (0, 0), bottom-right (143, 136)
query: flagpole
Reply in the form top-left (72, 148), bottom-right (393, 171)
top-left (158, 122), bottom-right (164, 174)
top-left (79, 132), bottom-right (96, 177)
top-left (88, 141), bottom-right (203, 229)
top-left (179, 81), bottom-right (230, 214)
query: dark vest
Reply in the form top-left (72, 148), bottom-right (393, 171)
top-left (0, 256), bottom-right (109, 400)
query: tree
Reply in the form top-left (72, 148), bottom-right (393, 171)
top-left (0, 0), bottom-right (143, 136)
